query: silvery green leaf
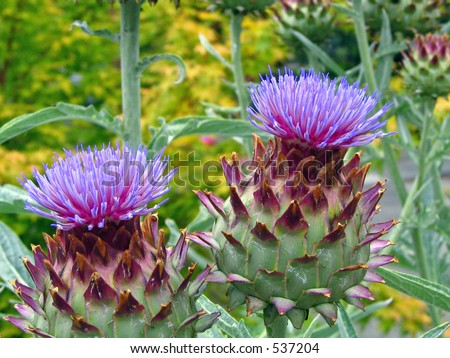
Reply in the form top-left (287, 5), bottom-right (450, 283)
top-left (165, 218), bottom-right (180, 247)
top-left (148, 116), bottom-right (270, 154)
top-left (301, 314), bottom-right (322, 338)
top-left (291, 31), bottom-right (345, 76)
top-left (336, 302), bottom-right (358, 338)
top-left (199, 34), bottom-right (233, 70)
top-left (0, 103), bottom-right (124, 144)
top-left (377, 268), bottom-right (450, 312)
top-left (137, 53), bottom-right (186, 84)
top-left (0, 221), bottom-right (33, 289)
top-left (197, 295), bottom-right (253, 338)
top-left (70, 20), bottom-right (119, 43)
top-left (0, 185), bottom-right (34, 215)
top-left (420, 321), bottom-right (450, 338)
top-left (312, 299), bottom-right (393, 338)
top-left (188, 206), bottom-right (214, 233)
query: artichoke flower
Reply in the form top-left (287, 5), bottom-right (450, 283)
top-left (402, 33), bottom-right (450, 97)
top-left (4, 143), bottom-right (219, 337)
top-left (192, 69), bottom-right (397, 331)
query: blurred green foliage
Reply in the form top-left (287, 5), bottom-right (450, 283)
top-left (0, 0), bottom-right (448, 338)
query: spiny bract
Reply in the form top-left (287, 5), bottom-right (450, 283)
top-left (7, 216), bottom-right (218, 337)
top-left (193, 137), bottom-right (397, 328)
top-left (191, 68), bottom-right (397, 330)
top-left (5, 144), bottom-right (219, 337)
top-left (402, 33), bottom-right (450, 97)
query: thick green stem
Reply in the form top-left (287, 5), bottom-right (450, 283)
top-left (352, 0), bottom-right (408, 204)
top-left (431, 164), bottom-right (446, 208)
top-left (120, 1), bottom-right (142, 148)
top-left (230, 12), bottom-right (249, 120)
top-left (412, 101), bottom-right (441, 326)
top-left (265, 315), bottom-right (288, 338)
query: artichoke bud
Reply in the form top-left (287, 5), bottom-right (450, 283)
top-left (193, 68), bottom-right (397, 330)
top-left (402, 33), bottom-right (450, 97)
top-left (5, 144), bottom-right (219, 337)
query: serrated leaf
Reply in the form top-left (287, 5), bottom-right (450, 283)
top-left (197, 325), bottom-right (227, 338)
top-left (137, 53), bottom-right (186, 84)
top-left (291, 31), bottom-right (345, 75)
top-left (148, 116), bottom-right (270, 154)
top-left (420, 321), bottom-right (450, 338)
top-left (377, 268), bottom-right (450, 312)
top-left (197, 295), bottom-right (253, 338)
top-left (312, 299), bottom-right (392, 338)
top-left (0, 103), bottom-right (124, 144)
top-left (70, 20), bottom-right (119, 43)
top-left (336, 302), bottom-right (358, 338)
top-left (199, 34), bottom-right (232, 70)
top-left (0, 185), bottom-right (34, 215)
top-left (0, 221), bottom-right (33, 289)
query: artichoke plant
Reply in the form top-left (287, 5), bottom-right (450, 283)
top-left (363, 0), bottom-right (446, 37)
top-left (191, 69), bottom-right (398, 333)
top-left (402, 33), bottom-right (450, 98)
top-left (4, 143), bottom-right (219, 337)
top-left (274, 0), bottom-right (335, 49)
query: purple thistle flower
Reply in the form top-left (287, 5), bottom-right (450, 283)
top-left (247, 68), bottom-right (393, 149)
top-left (21, 143), bottom-right (176, 230)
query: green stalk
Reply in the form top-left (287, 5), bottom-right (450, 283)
top-left (351, 0), bottom-right (408, 205)
top-left (230, 12), bottom-right (249, 120)
top-left (265, 315), bottom-right (288, 338)
top-left (402, 101), bottom-right (440, 326)
top-left (120, 0), bottom-right (142, 148)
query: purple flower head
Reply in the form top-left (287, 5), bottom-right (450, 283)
top-left (247, 68), bottom-right (393, 149)
top-left (21, 143), bottom-right (176, 231)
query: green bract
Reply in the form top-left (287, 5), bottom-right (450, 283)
top-left (402, 33), bottom-right (450, 97)
top-left (193, 136), bottom-right (398, 329)
top-left (5, 215), bottom-right (219, 337)
top-left (363, 0), bottom-right (446, 36)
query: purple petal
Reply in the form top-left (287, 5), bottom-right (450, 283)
top-left (188, 265), bottom-right (214, 296)
top-left (370, 239), bottom-right (394, 254)
top-left (345, 285), bottom-right (374, 300)
top-left (364, 270), bottom-right (385, 283)
top-left (14, 303), bottom-right (35, 320)
top-left (221, 155), bottom-right (242, 186)
top-left (194, 190), bottom-right (226, 219)
top-left (306, 288), bottom-right (331, 297)
top-left (187, 232), bottom-right (220, 252)
top-left (247, 68), bottom-right (393, 149)
top-left (227, 273), bottom-right (252, 283)
top-left (21, 143), bottom-right (175, 230)
top-left (315, 303), bottom-right (337, 325)
top-left (271, 297), bottom-right (296, 315)
top-left (206, 270), bottom-right (227, 283)
top-left (367, 255), bottom-right (398, 269)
